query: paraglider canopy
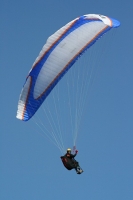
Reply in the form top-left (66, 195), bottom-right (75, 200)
top-left (16, 14), bottom-right (120, 122)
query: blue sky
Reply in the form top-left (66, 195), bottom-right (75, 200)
top-left (1, 0), bottom-right (133, 200)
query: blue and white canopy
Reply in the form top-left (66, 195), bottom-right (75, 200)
top-left (16, 14), bottom-right (120, 121)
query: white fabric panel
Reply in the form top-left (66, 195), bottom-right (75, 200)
top-left (33, 21), bottom-right (106, 99)
top-left (84, 14), bottom-right (112, 26)
top-left (31, 18), bottom-right (78, 70)
top-left (16, 76), bottom-right (31, 119)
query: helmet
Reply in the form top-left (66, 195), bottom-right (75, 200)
top-left (67, 148), bottom-right (71, 153)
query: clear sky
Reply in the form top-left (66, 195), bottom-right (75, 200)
top-left (1, 0), bottom-right (133, 200)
